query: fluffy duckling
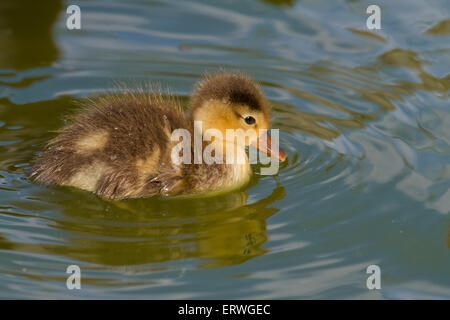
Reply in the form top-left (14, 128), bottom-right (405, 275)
top-left (30, 73), bottom-right (285, 200)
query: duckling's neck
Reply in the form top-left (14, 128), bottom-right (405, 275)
top-left (229, 158), bottom-right (251, 188)
top-left (222, 140), bottom-right (252, 188)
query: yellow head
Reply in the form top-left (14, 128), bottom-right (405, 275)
top-left (190, 72), bottom-right (285, 161)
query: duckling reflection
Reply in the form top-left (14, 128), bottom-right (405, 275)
top-left (0, 182), bottom-right (286, 269)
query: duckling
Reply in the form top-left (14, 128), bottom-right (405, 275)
top-left (30, 72), bottom-right (285, 200)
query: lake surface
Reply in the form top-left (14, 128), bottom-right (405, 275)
top-left (0, 0), bottom-right (449, 299)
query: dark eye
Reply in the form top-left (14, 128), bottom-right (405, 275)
top-left (244, 116), bottom-right (256, 125)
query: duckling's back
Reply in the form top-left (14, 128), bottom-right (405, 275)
top-left (30, 93), bottom-right (190, 200)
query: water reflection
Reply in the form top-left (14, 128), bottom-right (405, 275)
top-left (262, 47), bottom-right (449, 143)
top-left (377, 49), bottom-right (449, 94)
top-left (426, 19), bottom-right (450, 35)
top-left (346, 27), bottom-right (387, 43)
top-left (0, 181), bottom-right (285, 270)
top-left (447, 225), bottom-right (450, 248)
top-left (260, 0), bottom-right (296, 6)
top-left (0, 1), bottom-right (62, 70)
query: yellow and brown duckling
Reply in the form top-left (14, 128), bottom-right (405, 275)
top-left (30, 72), bottom-right (285, 200)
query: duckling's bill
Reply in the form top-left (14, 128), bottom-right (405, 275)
top-left (252, 132), bottom-right (286, 161)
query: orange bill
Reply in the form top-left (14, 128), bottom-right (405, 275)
top-left (252, 133), bottom-right (286, 161)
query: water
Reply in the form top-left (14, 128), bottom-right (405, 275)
top-left (0, 0), bottom-right (449, 299)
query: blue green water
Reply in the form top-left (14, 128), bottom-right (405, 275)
top-left (0, 0), bottom-right (449, 299)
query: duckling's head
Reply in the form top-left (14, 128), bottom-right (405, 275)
top-left (190, 72), bottom-right (285, 161)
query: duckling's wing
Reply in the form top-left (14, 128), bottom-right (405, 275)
top-left (95, 160), bottom-right (184, 200)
